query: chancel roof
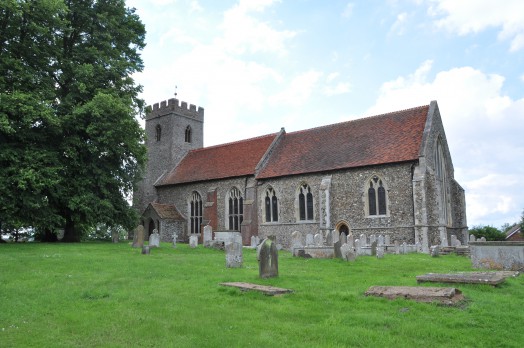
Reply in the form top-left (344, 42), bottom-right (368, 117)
top-left (158, 104), bottom-right (429, 185)
top-left (159, 133), bottom-right (278, 185)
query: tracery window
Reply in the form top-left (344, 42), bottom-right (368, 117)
top-left (155, 124), bottom-right (161, 141)
top-left (298, 183), bottom-right (314, 221)
top-left (367, 176), bottom-right (387, 216)
top-left (264, 187), bottom-right (279, 222)
top-left (228, 187), bottom-right (243, 231)
top-left (185, 125), bottom-right (192, 143)
top-left (189, 192), bottom-right (203, 234)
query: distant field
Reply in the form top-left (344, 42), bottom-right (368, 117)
top-left (1, 242), bottom-right (522, 347)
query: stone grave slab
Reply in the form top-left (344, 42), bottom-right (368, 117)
top-left (415, 271), bottom-right (519, 286)
top-left (220, 282), bottom-right (293, 296)
top-left (365, 286), bottom-right (464, 305)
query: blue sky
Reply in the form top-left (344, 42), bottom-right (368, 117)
top-left (126, 0), bottom-right (524, 229)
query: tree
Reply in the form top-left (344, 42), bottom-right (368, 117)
top-left (468, 225), bottom-right (506, 241)
top-left (0, 0), bottom-right (146, 242)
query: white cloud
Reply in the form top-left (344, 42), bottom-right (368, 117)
top-left (367, 60), bottom-right (524, 227)
top-left (429, 0), bottom-right (524, 51)
top-left (390, 12), bottom-right (409, 35)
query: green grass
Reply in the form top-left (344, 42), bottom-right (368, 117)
top-left (1, 242), bottom-right (523, 347)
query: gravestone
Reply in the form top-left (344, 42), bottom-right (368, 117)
top-left (370, 241), bottom-right (378, 256)
top-left (291, 231), bottom-right (303, 256)
top-left (203, 225), bottom-right (213, 246)
top-left (377, 235), bottom-right (385, 246)
top-left (149, 230), bottom-right (160, 248)
top-left (431, 245), bottom-right (440, 257)
top-left (402, 242), bottom-right (407, 254)
top-left (341, 243), bottom-right (356, 261)
top-left (172, 233), bottom-right (177, 248)
top-left (480, 237), bottom-right (486, 242)
top-left (257, 237), bottom-right (278, 278)
top-left (305, 234), bottom-right (314, 247)
top-left (132, 225), bottom-right (144, 248)
top-left (469, 234), bottom-right (476, 242)
top-left (251, 235), bottom-right (260, 248)
top-left (141, 245), bottom-right (150, 255)
top-left (360, 234), bottom-right (367, 246)
top-left (354, 238), bottom-right (360, 255)
top-left (339, 233), bottom-right (347, 245)
top-left (314, 233), bottom-right (323, 246)
top-left (384, 235), bottom-right (391, 245)
top-left (394, 240), bottom-right (400, 254)
top-left (370, 234), bottom-right (376, 246)
top-left (189, 235), bottom-right (198, 248)
top-left (332, 230), bottom-right (340, 244)
top-left (325, 230), bottom-right (333, 246)
top-left (334, 241), bottom-right (342, 259)
top-left (348, 233), bottom-right (355, 248)
top-left (376, 246), bottom-right (384, 259)
top-left (225, 240), bottom-right (243, 268)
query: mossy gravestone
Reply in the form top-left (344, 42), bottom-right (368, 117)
top-left (132, 225), bottom-right (144, 248)
top-left (257, 237), bottom-right (278, 278)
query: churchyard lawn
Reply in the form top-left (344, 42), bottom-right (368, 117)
top-left (1, 242), bottom-right (523, 347)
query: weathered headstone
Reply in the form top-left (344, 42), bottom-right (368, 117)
top-left (377, 235), bottom-right (385, 246)
top-left (225, 241), bottom-right (243, 268)
top-left (305, 233), bottom-right (314, 247)
top-left (384, 235), bottom-right (391, 245)
top-left (172, 233), bottom-right (177, 248)
top-left (325, 230), bottom-right (333, 246)
top-left (339, 233), bottom-right (347, 245)
top-left (332, 230), bottom-right (340, 244)
top-left (334, 241), bottom-right (342, 259)
top-left (251, 235), bottom-right (260, 248)
top-left (149, 230), bottom-right (160, 248)
top-left (132, 225), bottom-right (144, 248)
top-left (480, 237), bottom-right (486, 242)
top-left (402, 242), bottom-right (407, 254)
top-left (141, 245), bottom-right (150, 254)
top-left (370, 241), bottom-right (378, 256)
top-left (394, 240), bottom-right (400, 254)
top-left (359, 234), bottom-right (367, 246)
top-left (348, 233), bottom-right (355, 248)
top-left (189, 235), bottom-right (198, 248)
top-left (370, 234), bottom-right (377, 246)
top-left (257, 237), bottom-right (278, 278)
top-left (469, 234), bottom-right (476, 242)
top-left (291, 231), bottom-right (303, 256)
top-left (376, 246), bottom-right (384, 259)
top-left (431, 245), bottom-right (440, 257)
top-left (203, 225), bottom-right (213, 246)
top-left (354, 238), bottom-right (360, 255)
top-left (314, 233), bottom-right (323, 246)
top-left (341, 243), bottom-right (356, 261)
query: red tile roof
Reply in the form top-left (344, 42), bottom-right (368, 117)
top-left (256, 105), bottom-right (429, 179)
top-left (159, 133), bottom-right (278, 185)
top-left (158, 104), bottom-right (429, 185)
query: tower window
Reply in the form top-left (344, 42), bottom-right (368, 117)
top-left (185, 125), bottom-right (192, 143)
top-left (155, 124), bottom-right (161, 141)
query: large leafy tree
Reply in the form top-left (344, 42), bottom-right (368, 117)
top-left (0, 0), bottom-right (146, 242)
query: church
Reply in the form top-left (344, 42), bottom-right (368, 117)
top-left (134, 98), bottom-right (467, 251)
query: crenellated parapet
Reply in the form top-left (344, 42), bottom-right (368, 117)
top-left (148, 98), bottom-right (204, 120)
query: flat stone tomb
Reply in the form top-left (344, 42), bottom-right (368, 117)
top-left (365, 286), bottom-right (464, 305)
top-left (220, 282), bottom-right (293, 296)
top-left (416, 271), bottom-right (519, 286)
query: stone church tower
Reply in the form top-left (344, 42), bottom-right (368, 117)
top-left (135, 99), bottom-right (204, 213)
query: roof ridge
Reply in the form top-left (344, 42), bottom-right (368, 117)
top-left (286, 104), bottom-right (429, 136)
top-left (188, 132), bottom-right (278, 153)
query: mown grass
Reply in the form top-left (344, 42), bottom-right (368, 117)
top-left (1, 242), bottom-right (523, 347)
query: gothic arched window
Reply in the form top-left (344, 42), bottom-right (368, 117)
top-left (190, 192), bottom-right (203, 234)
top-left (228, 187), bottom-right (243, 231)
top-left (155, 124), bottom-right (161, 141)
top-left (367, 176), bottom-right (387, 216)
top-left (298, 183), bottom-right (314, 221)
top-left (185, 125), bottom-right (192, 143)
top-left (264, 187), bottom-right (279, 222)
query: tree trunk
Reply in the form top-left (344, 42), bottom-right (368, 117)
top-left (40, 228), bottom-right (58, 242)
top-left (62, 216), bottom-right (81, 242)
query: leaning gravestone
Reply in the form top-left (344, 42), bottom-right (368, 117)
top-left (132, 225), bottom-right (144, 248)
top-left (203, 225), bottom-right (213, 246)
top-left (225, 240), bottom-right (243, 268)
top-left (149, 230), bottom-right (160, 248)
top-left (189, 235), bottom-right (198, 248)
top-left (258, 237), bottom-right (278, 278)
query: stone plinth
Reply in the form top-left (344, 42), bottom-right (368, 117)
top-left (365, 286), bottom-right (464, 305)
